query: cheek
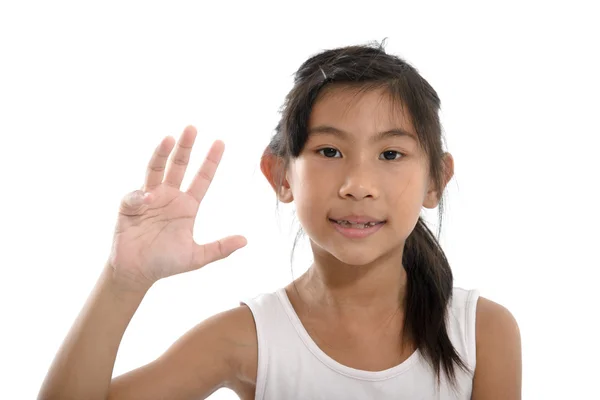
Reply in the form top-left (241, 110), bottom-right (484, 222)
top-left (386, 172), bottom-right (427, 216)
top-left (294, 180), bottom-right (330, 214)
top-left (291, 159), bottom-right (334, 196)
top-left (290, 165), bottom-right (334, 222)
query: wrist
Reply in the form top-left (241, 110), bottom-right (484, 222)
top-left (102, 262), bottom-right (154, 298)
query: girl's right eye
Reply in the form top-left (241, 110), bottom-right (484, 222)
top-left (317, 147), bottom-right (341, 158)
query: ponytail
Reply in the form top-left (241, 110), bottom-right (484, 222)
top-left (402, 215), bottom-right (471, 392)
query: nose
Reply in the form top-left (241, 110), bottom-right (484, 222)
top-left (338, 162), bottom-right (380, 200)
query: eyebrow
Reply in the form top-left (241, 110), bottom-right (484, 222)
top-left (307, 125), bottom-right (418, 143)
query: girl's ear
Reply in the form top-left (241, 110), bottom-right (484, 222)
top-left (260, 147), bottom-right (294, 203)
top-left (423, 152), bottom-right (454, 209)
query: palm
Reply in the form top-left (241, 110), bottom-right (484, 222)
top-left (109, 126), bottom-right (246, 288)
top-left (113, 187), bottom-right (198, 282)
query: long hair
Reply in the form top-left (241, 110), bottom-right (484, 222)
top-left (265, 40), bottom-right (470, 390)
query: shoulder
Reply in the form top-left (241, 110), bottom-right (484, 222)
top-left (171, 304), bottom-right (258, 392)
top-left (472, 296), bottom-right (522, 399)
top-left (215, 305), bottom-right (258, 391)
top-left (474, 296), bottom-right (521, 354)
top-left (107, 304), bottom-right (257, 399)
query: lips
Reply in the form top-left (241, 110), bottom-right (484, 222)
top-left (329, 215), bottom-right (385, 224)
top-left (328, 217), bottom-right (386, 238)
top-left (329, 215), bottom-right (386, 231)
top-left (329, 219), bottom-right (383, 228)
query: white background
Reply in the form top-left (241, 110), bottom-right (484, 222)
top-left (1, 1), bottom-right (598, 398)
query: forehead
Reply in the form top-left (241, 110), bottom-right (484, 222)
top-left (308, 86), bottom-right (416, 135)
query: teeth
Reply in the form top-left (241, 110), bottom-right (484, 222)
top-left (336, 220), bottom-right (379, 229)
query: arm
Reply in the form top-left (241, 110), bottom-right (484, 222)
top-left (38, 263), bottom-right (257, 400)
top-left (39, 126), bottom-right (250, 399)
top-left (38, 264), bottom-right (150, 400)
top-left (471, 296), bottom-right (522, 400)
top-left (107, 304), bottom-right (257, 399)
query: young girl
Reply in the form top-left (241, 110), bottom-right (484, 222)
top-left (38, 43), bottom-right (521, 399)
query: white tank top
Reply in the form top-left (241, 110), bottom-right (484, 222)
top-left (242, 286), bottom-right (479, 400)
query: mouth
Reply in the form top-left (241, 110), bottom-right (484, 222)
top-left (328, 218), bottom-right (386, 229)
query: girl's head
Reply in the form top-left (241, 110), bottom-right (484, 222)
top-left (261, 45), bottom-right (453, 266)
top-left (261, 42), bottom-right (453, 267)
top-left (261, 41), bottom-right (469, 391)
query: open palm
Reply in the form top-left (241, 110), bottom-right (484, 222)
top-left (108, 126), bottom-right (247, 289)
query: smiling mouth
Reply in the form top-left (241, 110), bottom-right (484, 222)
top-left (328, 218), bottom-right (386, 229)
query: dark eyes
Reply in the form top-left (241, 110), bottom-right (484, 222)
top-left (319, 148), bottom-right (341, 158)
top-left (317, 148), bottom-right (403, 160)
top-left (380, 150), bottom-right (402, 161)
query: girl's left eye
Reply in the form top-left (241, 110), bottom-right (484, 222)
top-left (380, 150), bottom-right (403, 161)
top-left (318, 148), bottom-right (341, 158)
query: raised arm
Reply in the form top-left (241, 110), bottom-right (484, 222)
top-left (38, 126), bottom-right (249, 399)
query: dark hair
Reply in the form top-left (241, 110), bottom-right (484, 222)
top-left (265, 40), bottom-right (470, 392)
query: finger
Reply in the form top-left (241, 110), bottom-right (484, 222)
top-left (164, 126), bottom-right (197, 190)
top-left (144, 136), bottom-right (176, 191)
top-left (191, 235), bottom-right (247, 269)
top-left (186, 139), bottom-right (225, 204)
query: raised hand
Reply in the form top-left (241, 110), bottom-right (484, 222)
top-left (107, 126), bottom-right (247, 291)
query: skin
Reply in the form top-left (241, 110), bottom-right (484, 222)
top-left (39, 87), bottom-right (521, 400)
top-left (273, 86), bottom-right (443, 318)
top-left (260, 86), bottom-right (522, 398)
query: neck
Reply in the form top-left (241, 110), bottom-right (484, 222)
top-left (297, 242), bottom-right (407, 318)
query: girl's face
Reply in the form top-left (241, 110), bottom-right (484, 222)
top-left (285, 87), bottom-right (445, 266)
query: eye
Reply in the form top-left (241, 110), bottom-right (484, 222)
top-left (318, 147), bottom-right (342, 158)
top-left (380, 150), bottom-right (403, 161)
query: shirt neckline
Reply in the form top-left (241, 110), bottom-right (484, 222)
top-left (275, 288), bottom-right (422, 381)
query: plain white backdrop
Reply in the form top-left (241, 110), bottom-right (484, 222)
top-left (1, 1), bottom-right (598, 398)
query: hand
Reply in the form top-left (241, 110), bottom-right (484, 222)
top-left (107, 126), bottom-right (247, 291)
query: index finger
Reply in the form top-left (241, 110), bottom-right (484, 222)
top-left (186, 140), bottom-right (225, 204)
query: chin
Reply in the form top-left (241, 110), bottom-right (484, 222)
top-left (318, 243), bottom-right (387, 267)
top-left (339, 251), bottom-right (384, 267)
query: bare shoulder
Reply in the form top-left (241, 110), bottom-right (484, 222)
top-left (202, 304), bottom-right (258, 396)
top-left (108, 305), bottom-right (257, 400)
top-left (472, 296), bottom-right (522, 400)
top-left (223, 304), bottom-right (259, 392)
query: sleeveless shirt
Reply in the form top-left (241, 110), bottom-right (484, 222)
top-left (241, 286), bottom-right (479, 400)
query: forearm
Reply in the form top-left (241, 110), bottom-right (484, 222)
top-left (38, 264), bottom-right (150, 400)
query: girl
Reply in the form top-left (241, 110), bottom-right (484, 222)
top-left (39, 43), bottom-right (521, 399)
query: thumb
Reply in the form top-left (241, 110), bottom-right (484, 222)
top-left (119, 189), bottom-right (151, 216)
top-left (191, 235), bottom-right (248, 269)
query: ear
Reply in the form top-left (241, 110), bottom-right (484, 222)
top-left (423, 152), bottom-right (454, 209)
top-left (260, 147), bottom-right (294, 203)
